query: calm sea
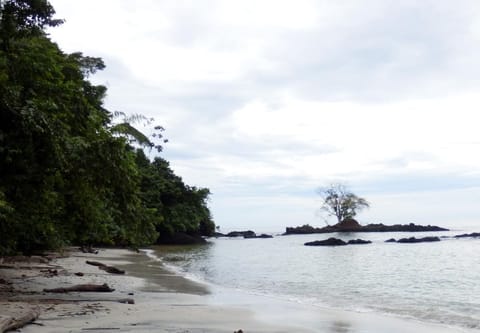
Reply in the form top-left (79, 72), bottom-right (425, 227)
top-left (150, 228), bottom-right (480, 330)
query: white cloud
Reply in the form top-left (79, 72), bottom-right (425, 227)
top-left (48, 0), bottom-right (480, 230)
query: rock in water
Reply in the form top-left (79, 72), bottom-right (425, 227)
top-left (284, 222), bottom-right (449, 235)
top-left (227, 230), bottom-right (256, 238)
top-left (397, 236), bottom-right (441, 243)
top-left (305, 238), bottom-right (348, 246)
top-left (347, 239), bottom-right (372, 245)
top-left (454, 232), bottom-right (480, 238)
top-left (334, 218), bottom-right (362, 231)
top-left (157, 232), bottom-right (207, 245)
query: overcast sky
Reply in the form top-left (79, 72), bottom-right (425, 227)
top-left (48, 0), bottom-right (480, 231)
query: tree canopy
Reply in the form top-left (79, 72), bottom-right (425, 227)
top-left (0, 0), bottom-right (214, 255)
top-left (317, 184), bottom-right (369, 224)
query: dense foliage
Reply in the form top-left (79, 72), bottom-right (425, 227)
top-left (0, 0), bottom-right (214, 255)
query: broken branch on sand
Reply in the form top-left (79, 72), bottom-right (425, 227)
top-left (85, 261), bottom-right (125, 275)
top-left (0, 309), bottom-right (40, 333)
top-left (43, 283), bottom-right (115, 293)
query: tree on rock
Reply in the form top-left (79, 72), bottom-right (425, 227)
top-left (317, 184), bottom-right (369, 224)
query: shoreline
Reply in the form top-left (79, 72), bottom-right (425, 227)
top-left (0, 247), bottom-right (476, 333)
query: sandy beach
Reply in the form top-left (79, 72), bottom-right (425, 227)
top-left (0, 248), bottom-right (476, 333)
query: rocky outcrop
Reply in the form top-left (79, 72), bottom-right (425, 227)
top-left (157, 232), bottom-right (207, 245)
top-left (305, 237), bottom-right (372, 246)
top-left (216, 231), bottom-right (274, 239)
top-left (454, 232), bottom-right (480, 238)
top-left (305, 238), bottom-right (347, 246)
top-left (284, 224), bottom-right (326, 234)
top-left (226, 230), bottom-right (256, 238)
top-left (385, 238), bottom-right (396, 243)
top-left (360, 223), bottom-right (448, 232)
top-left (396, 236), bottom-right (441, 243)
top-left (347, 239), bottom-right (372, 245)
top-left (335, 218), bottom-right (362, 231)
top-left (284, 221), bottom-right (448, 235)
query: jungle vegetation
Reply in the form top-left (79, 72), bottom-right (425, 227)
top-left (0, 0), bottom-right (215, 255)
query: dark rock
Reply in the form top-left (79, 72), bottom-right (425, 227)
top-left (347, 239), bottom-right (372, 245)
top-left (385, 238), bottom-right (396, 243)
top-left (334, 218), bottom-right (362, 231)
top-left (157, 232), bottom-right (207, 245)
top-left (305, 238), bottom-right (348, 246)
top-left (213, 231), bottom-right (273, 239)
top-left (243, 233), bottom-right (273, 239)
top-left (284, 224), bottom-right (328, 235)
top-left (397, 236), bottom-right (441, 243)
top-left (227, 230), bottom-right (256, 238)
top-left (255, 234), bottom-right (273, 239)
top-left (454, 232), bottom-right (480, 238)
top-left (284, 222), bottom-right (449, 235)
top-left (361, 223), bottom-right (448, 232)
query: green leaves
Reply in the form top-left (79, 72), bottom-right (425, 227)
top-left (0, 0), bottom-right (214, 254)
top-left (135, 152), bottom-right (215, 239)
top-left (318, 183), bottom-right (370, 224)
top-left (111, 122), bottom-right (154, 148)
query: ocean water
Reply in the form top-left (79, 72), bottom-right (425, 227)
top-left (151, 228), bottom-right (480, 330)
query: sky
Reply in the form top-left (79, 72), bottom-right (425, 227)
top-left (47, 0), bottom-right (480, 232)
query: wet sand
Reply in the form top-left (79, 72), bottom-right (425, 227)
top-left (0, 248), bottom-right (475, 333)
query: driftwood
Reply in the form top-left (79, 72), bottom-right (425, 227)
top-left (99, 266), bottom-right (125, 274)
top-left (0, 309), bottom-right (40, 333)
top-left (7, 296), bottom-right (133, 304)
top-left (0, 264), bottom-right (60, 270)
top-left (43, 283), bottom-right (115, 293)
top-left (86, 260), bottom-right (105, 267)
top-left (0, 256), bottom-right (49, 264)
top-left (86, 261), bottom-right (125, 275)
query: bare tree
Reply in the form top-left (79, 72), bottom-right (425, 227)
top-left (317, 183), bottom-right (369, 224)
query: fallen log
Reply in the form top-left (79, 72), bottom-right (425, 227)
top-left (0, 309), bottom-right (40, 333)
top-left (86, 260), bottom-right (106, 267)
top-left (99, 266), bottom-right (125, 275)
top-left (0, 256), bottom-right (49, 264)
top-left (43, 283), bottom-right (115, 293)
top-left (81, 328), bottom-right (119, 331)
top-left (7, 297), bottom-right (133, 304)
top-left (86, 261), bottom-right (125, 274)
top-left (0, 264), bottom-right (61, 270)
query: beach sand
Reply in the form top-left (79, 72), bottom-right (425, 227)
top-left (0, 248), bottom-right (475, 333)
